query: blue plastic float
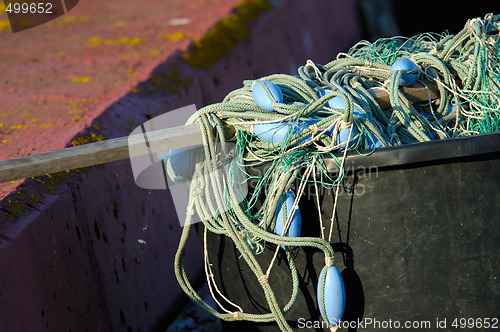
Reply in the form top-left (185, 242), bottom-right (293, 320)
top-left (157, 148), bottom-right (192, 178)
top-left (390, 58), bottom-right (419, 86)
top-left (253, 121), bottom-right (310, 146)
top-left (252, 80), bottom-right (283, 112)
top-left (317, 265), bottom-right (346, 328)
top-left (274, 190), bottom-right (302, 250)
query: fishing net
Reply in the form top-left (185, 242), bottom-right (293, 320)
top-left (170, 14), bottom-right (500, 331)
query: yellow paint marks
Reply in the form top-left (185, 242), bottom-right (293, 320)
top-left (11, 124), bottom-right (27, 129)
top-left (36, 172), bottom-right (75, 195)
top-left (72, 117), bottom-right (82, 122)
top-left (0, 164), bottom-right (92, 221)
top-left (234, 0), bottom-right (273, 20)
top-left (71, 136), bottom-right (89, 146)
top-left (35, 179), bottom-right (57, 195)
top-left (126, 68), bottom-right (136, 77)
top-left (149, 49), bottom-right (161, 57)
top-left (0, 3), bottom-right (8, 33)
top-left (88, 36), bottom-right (102, 48)
top-left (15, 191), bottom-right (44, 206)
top-left (182, 0), bottom-right (272, 68)
top-left (90, 133), bottom-right (105, 142)
top-left (72, 76), bottom-right (92, 83)
top-left (89, 36), bottom-right (144, 47)
top-left (30, 194), bottom-right (44, 204)
top-left (69, 109), bottom-right (82, 114)
top-left (2, 199), bottom-right (29, 220)
top-left (138, 58), bottom-right (193, 95)
top-left (81, 98), bottom-right (93, 103)
top-left (1, 113), bottom-right (6, 116)
top-left (92, 122), bottom-right (105, 130)
top-left (122, 51), bottom-right (141, 59)
top-left (2, 139), bottom-right (13, 143)
top-left (0, 20), bottom-right (10, 33)
top-left (131, 88), bottom-right (139, 93)
top-left (53, 15), bottom-right (90, 27)
top-left (150, 75), bottom-right (164, 85)
top-left (30, 118), bottom-right (39, 122)
top-left (106, 36), bottom-right (143, 45)
top-left (162, 31), bottom-right (186, 42)
top-left (164, 70), bottom-right (192, 93)
top-left (0, 123), bottom-right (3, 127)
top-left (114, 20), bottom-right (127, 27)
top-left (182, 13), bottom-right (248, 68)
top-left (72, 137), bottom-right (89, 146)
top-left (71, 133), bottom-right (105, 146)
top-left (40, 124), bottom-right (53, 128)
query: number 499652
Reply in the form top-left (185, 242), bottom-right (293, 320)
top-left (5, 2), bottom-right (53, 14)
top-left (451, 317), bottom-right (499, 329)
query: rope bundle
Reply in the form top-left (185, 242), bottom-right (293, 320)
top-left (172, 14), bottom-right (500, 331)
